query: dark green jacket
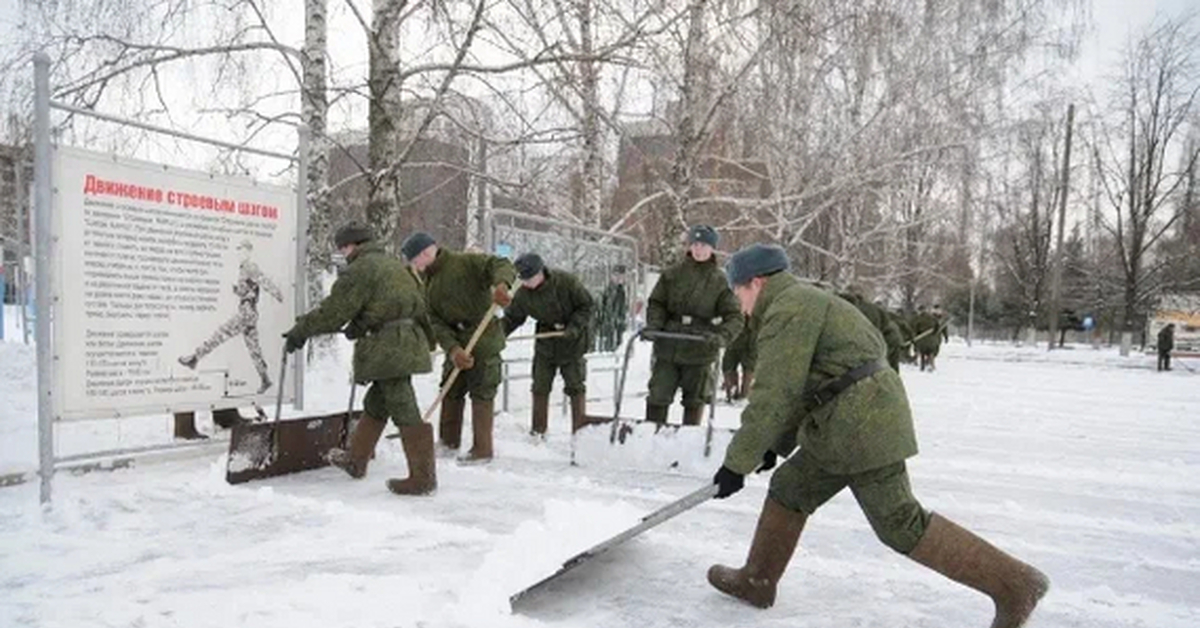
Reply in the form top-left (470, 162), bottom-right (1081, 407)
top-left (290, 242), bottom-right (433, 383)
top-left (724, 273), bottom-right (918, 476)
top-left (722, 324), bottom-right (758, 374)
top-left (838, 292), bottom-right (904, 372)
top-left (646, 253), bottom-right (744, 365)
top-left (423, 248), bottom-right (516, 360)
top-left (504, 268), bottom-right (595, 363)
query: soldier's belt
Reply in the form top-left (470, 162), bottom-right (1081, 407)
top-left (810, 361), bottom-right (885, 407)
top-left (366, 317), bottom-right (414, 336)
top-left (673, 315), bottom-right (723, 326)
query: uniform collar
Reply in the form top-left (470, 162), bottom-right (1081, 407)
top-left (685, 251), bottom-right (716, 268)
top-left (347, 241), bottom-right (384, 263)
top-left (752, 272), bottom-right (799, 320)
top-left (425, 248), bottom-right (449, 277)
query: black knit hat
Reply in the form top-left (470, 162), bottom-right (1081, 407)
top-left (334, 222), bottom-right (374, 248)
top-left (724, 244), bottom-right (790, 287)
top-left (514, 253), bottom-right (545, 280)
top-left (688, 224), bottom-right (719, 248)
top-left (400, 232), bottom-right (437, 261)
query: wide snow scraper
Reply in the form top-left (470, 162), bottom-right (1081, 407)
top-left (572, 330), bottom-right (737, 473)
top-left (225, 347), bottom-right (356, 484)
top-left (509, 483), bottom-right (719, 608)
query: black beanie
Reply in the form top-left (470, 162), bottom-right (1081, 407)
top-left (688, 224), bottom-right (719, 248)
top-left (334, 222), bottom-right (375, 248)
top-left (514, 253), bottom-right (545, 280)
top-left (400, 232), bottom-right (437, 261)
top-left (724, 244), bottom-right (790, 287)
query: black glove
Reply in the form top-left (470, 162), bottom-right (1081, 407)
top-left (713, 465), bottom-right (745, 499)
top-left (343, 322), bottom-right (365, 341)
top-left (283, 331), bottom-right (306, 353)
top-left (757, 450), bottom-right (778, 474)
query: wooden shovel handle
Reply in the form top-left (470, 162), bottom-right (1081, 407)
top-left (420, 302), bottom-right (500, 423)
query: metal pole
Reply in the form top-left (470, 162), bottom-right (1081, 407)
top-left (33, 53), bottom-right (54, 505)
top-left (1047, 103), bottom-right (1075, 351)
top-left (293, 126), bottom-right (309, 411)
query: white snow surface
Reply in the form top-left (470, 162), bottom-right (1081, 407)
top-left (2, 336), bottom-right (1200, 627)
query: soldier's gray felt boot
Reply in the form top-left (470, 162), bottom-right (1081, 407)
top-left (708, 496), bottom-right (806, 609)
top-left (908, 513), bottom-right (1049, 628)
top-left (327, 414), bottom-right (386, 479)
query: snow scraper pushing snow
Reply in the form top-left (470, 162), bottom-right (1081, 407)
top-left (572, 330), bottom-right (735, 470)
top-left (509, 483), bottom-right (719, 607)
top-left (225, 347), bottom-right (356, 484)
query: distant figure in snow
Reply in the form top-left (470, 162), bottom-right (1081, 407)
top-left (1157, 323), bottom-right (1175, 372)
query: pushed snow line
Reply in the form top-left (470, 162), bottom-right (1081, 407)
top-left (509, 483), bottom-right (719, 607)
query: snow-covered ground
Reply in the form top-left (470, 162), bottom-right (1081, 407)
top-left (2, 337), bottom-right (1199, 627)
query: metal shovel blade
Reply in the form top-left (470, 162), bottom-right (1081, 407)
top-left (509, 483), bottom-right (719, 608)
top-left (225, 411), bottom-right (358, 485)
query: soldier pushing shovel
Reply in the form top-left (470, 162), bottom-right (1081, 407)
top-left (179, 239), bottom-right (284, 394)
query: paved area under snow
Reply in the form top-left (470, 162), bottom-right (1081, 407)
top-left (1, 338), bottom-right (1198, 627)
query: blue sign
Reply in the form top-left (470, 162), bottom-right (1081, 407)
top-left (1082, 316), bottom-right (1095, 331)
top-left (494, 242), bottom-right (513, 259)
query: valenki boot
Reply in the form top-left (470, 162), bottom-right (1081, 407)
top-left (386, 423), bottom-right (437, 495)
top-left (327, 414), bottom-right (386, 479)
top-left (707, 497), bottom-right (807, 608)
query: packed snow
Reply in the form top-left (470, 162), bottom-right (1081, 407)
top-left (2, 334), bottom-right (1199, 627)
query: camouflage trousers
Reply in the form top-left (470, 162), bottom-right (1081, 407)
top-left (531, 354), bottom-right (586, 397)
top-left (191, 305), bottom-right (269, 384)
top-left (769, 451), bottom-right (930, 554)
top-left (647, 358), bottom-right (714, 408)
top-left (363, 377), bottom-right (421, 427)
top-left (441, 353), bottom-right (502, 401)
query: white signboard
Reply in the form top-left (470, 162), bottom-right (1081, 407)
top-left (52, 146), bottom-right (296, 419)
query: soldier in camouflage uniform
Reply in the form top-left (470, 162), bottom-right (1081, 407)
top-left (644, 225), bottom-right (744, 426)
top-left (179, 239), bottom-right (284, 394)
top-left (504, 253), bottom-right (595, 435)
top-left (707, 244), bottom-right (1049, 627)
top-left (596, 265), bottom-right (629, 352)
top-left (837, 290), bottom-right (906, 372)
top-left (721, 325), bottom-right (756, 401)
top-left (912, 305), bottom-right (945, 372)
top-left (402, 232), bottom-right (516, 464)
top-left (283, 223), bottom-right (438, 495)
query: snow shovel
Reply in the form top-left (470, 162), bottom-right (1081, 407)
top-left (225, 346), bottom-right (358, 484)
top-left (509, 482), bottom-right (719, 607)
top-left (571, 330), bottom-right (734, 472)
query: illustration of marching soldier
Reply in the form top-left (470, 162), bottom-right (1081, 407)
top-left (708, 244), bottom-right (1048, 625)
top-left (178, 239), bottom-right (283, 394)
top-left (401, 232), bottom-right (516, 464)
top-left (503, 253), bottom-right (595, 435)
top-left (644, 225), bottom-right (744, 425)
top-left (281, 223), bottom-right (438, 495)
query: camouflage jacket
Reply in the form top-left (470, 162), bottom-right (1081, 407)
top-left (838, 292), bottom-right (904, 371)
top-left (504, 268), bottom-right (595, 363)
top-left (724, 273), bottom-right (918, 476)
top-left (422, 248), bottom-right (516, 360)
top-left (290, 242), bottom-right (433, 383)
top-left (645, 253), bottom-right (744, 365)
